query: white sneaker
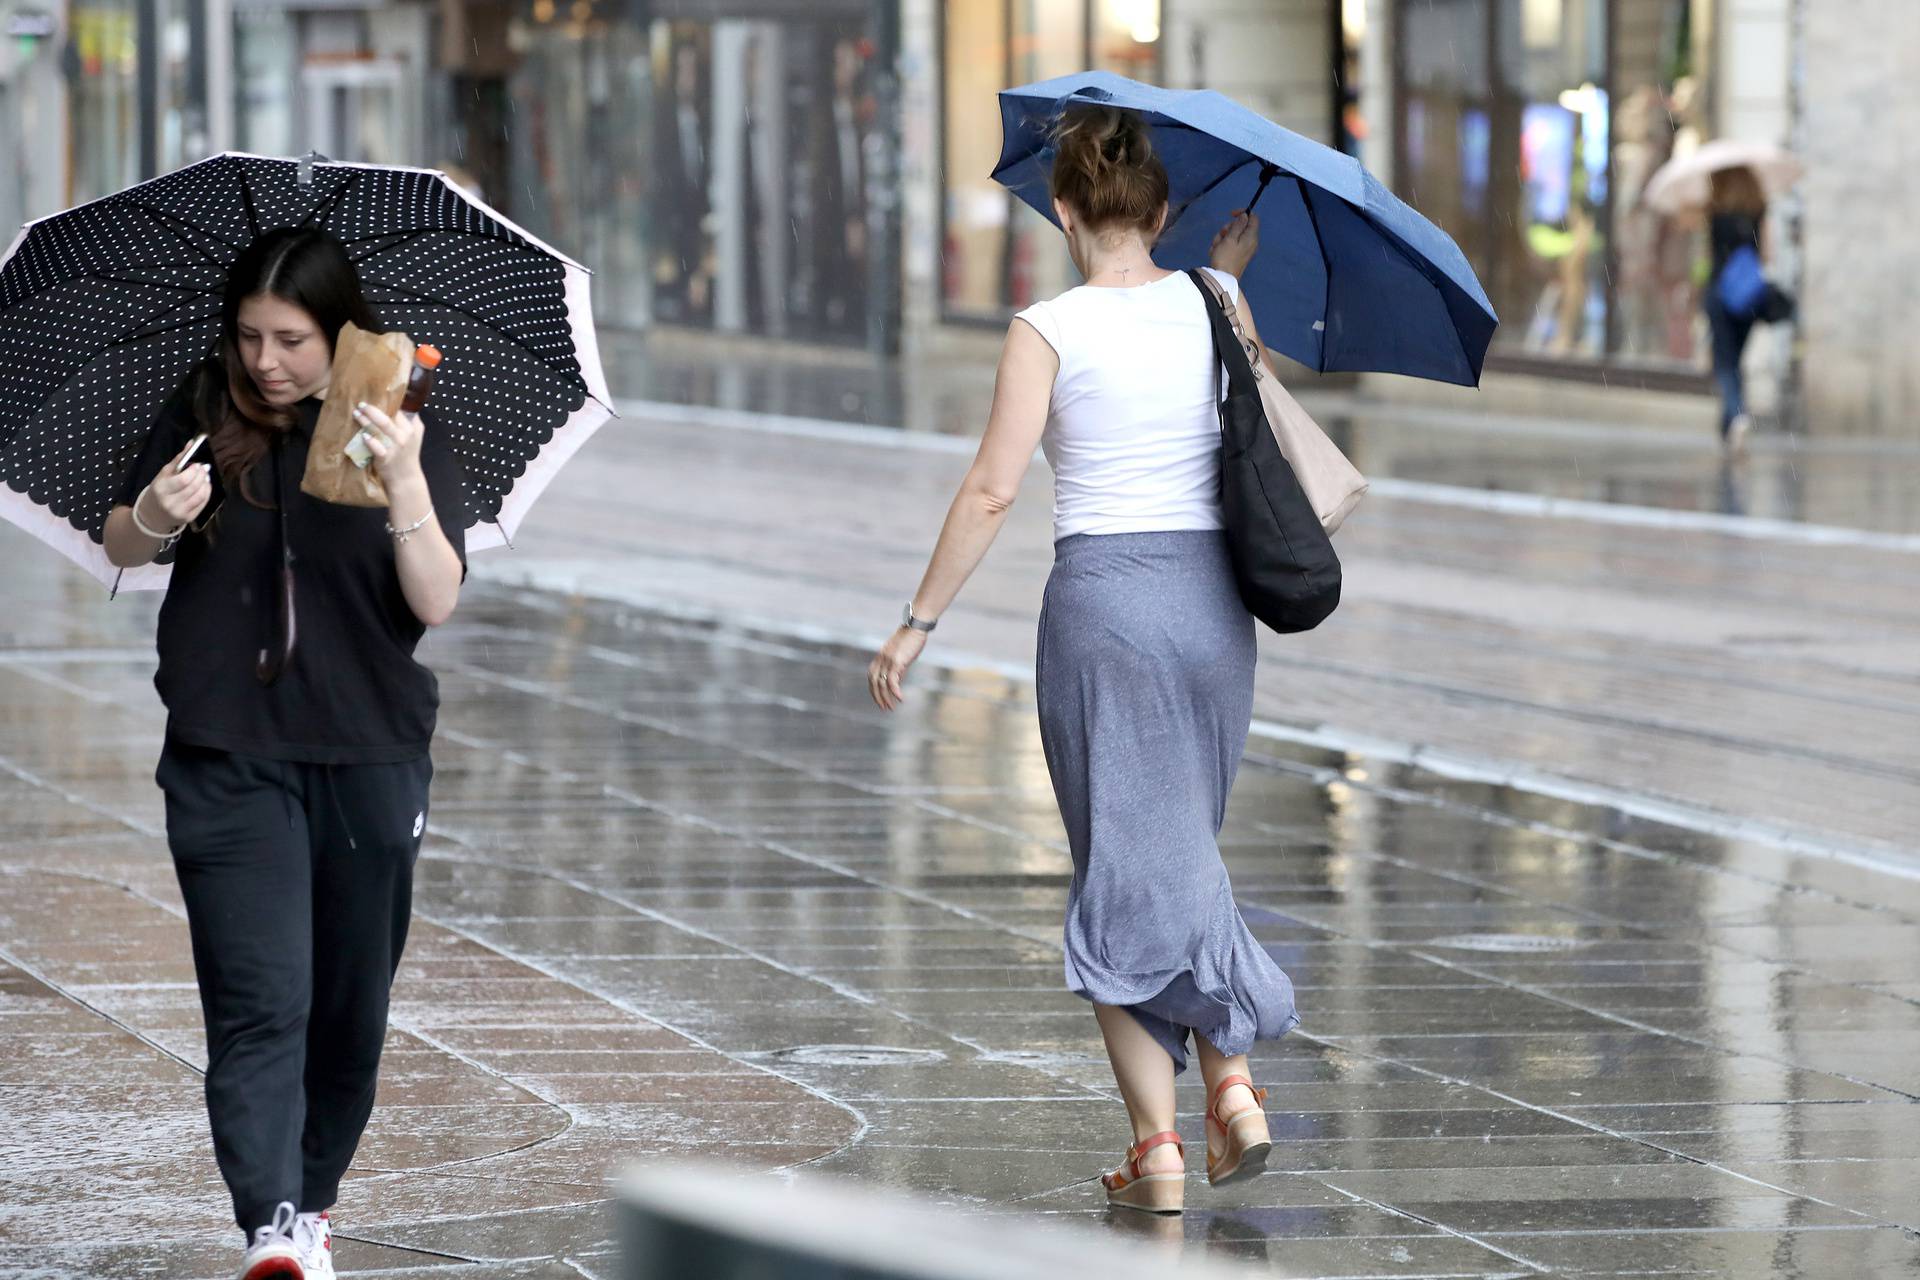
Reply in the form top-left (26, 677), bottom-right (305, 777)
top-left (238, 1202), bottom-right (304, 1279)
top-left (295, 1211), bottom-right (335, 1279)
top-left (1725, 413), bottom-right (1753, 456)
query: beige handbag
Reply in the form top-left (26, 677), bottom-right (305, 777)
top-left (1195, 272), bottom-right (1368, 533)
top-left (301, 321), bottom-right (414, 508)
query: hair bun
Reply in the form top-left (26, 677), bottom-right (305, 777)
top-left (1049, 104), bottom-right (1169, 235)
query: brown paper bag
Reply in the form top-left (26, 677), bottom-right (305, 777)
top-left (301, 321), bottom-right (413, 508)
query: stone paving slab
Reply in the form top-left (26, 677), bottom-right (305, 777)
top-left (472, 410), bottom-right (1920, 869)
top-left (4, 542), bottom-right (1920, 1275)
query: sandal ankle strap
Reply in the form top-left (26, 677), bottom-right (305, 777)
top-left (1102, 1129), bottom-right (1183, 1189)
top-left (1127, 1129), bottom-right (1183, 1178)
top-left (1208, 1074), bottom-right (1267, 1124)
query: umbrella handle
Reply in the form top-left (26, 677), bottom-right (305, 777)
top-left (1250, 164), bottom-right (1279, 211)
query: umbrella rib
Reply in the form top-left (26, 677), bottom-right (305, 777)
top-left (337, 226), bottom-right (534, 255)
top-left (9, 315), bottom-right (218, 433)
top-left (127, 199), bottom-right (244, 262)
top-left (302, 168), bottom-right (365, 230)
top-left (238, 157), bottom-right (262, 239)
top-left (360, 277), bottom-right (586, 392)
top-left (1161, 156), bottom-right (1257, 240)
top-left (89, 270), bottom-right (217, 295)
top-left (1296, 182), bottom-right (1336, 371)
top-left (111, 303), bottom-right (222, 347)
top-left (1369, 218), bottom-right (1483, 382)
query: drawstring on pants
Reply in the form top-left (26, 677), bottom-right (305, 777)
top-left (321, 765), bottom-right (358, 851)
top-left (270, 761), bottom-right (358, 850)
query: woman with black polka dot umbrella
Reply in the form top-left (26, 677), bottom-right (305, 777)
top-left (0, 150), bottom-right (614, 589)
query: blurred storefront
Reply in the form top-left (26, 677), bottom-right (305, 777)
top-left (1382, 0), bottom-right (1714, 383)
top-left (4, 0), bottom-right (904, 352)
top-left (938, 0), bottom-right (1161, 325)
top-left (922, 0), bottom-right (1718, 391)
top-left (21, 0), bottom-right (1917, 428)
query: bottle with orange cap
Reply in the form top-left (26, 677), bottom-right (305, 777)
top-left (400, 344), bottom-right (442, 413)
top-left (347, 344), bottom-right (442, 469)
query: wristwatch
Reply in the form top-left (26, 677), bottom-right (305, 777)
top-left (902, 602), bottom-right (938, 634)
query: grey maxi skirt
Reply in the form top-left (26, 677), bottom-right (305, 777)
top-left (1036, 530), bottom-right (1299, 1072)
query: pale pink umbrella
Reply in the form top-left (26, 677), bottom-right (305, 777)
top-left (1642, 139), bottom-right (1804, 216)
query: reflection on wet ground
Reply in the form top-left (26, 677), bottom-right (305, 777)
top-left (3, 579), bottom-right (1918, 1278)
top-left (610, 328), bottom-right (1920, 536)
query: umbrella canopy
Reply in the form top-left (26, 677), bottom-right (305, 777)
top-left (1641, 139), bottom-right (1803, 217)
top-left (0, 151), bottom-right (614, 589)
top-left (992, 72), bottom-right (1497, 386)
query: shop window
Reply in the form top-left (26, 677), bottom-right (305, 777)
top-left (1393, 0), bottom-right (1710, 373)
top-left (1611, 0), bottom-right (1709, 367)
top-left (940, 0), bottom-right (1161, 322)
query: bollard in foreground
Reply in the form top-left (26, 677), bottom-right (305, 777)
top-left (620, 1162), bottom-right (1256, 1280)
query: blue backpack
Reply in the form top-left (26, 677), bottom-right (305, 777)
top-left (1717, 244), bottom-right (1767, 319)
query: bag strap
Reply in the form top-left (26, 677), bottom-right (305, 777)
top-left (1189, 268), bottom-right (1266, 381)
top-left (1186, 269), bottom-right (1260, 402)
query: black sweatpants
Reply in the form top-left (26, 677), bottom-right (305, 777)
top-left (157, 741), bottom-right (432, 1236)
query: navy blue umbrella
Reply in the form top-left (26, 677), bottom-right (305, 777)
top-left (993, 72), bottom-right (1497, 386)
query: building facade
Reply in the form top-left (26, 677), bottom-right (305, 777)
top-left (3, 0), bottom-right (1912, 431)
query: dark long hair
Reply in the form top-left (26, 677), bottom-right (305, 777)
top-left (193, 228), bottom-right (376, 505)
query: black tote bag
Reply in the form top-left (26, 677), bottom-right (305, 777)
top-left (1188, 270), bottom-right (1342, 634)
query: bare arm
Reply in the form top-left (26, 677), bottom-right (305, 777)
top-left (352, 403), bottom-right (463, 626)
top-left (104, 441), bottom-right (213, 568)
top-left (1234, 294), bottom-right (1280, 380)
top-left (1208, 210), bottom-right (1282, 380)
top-left (867, 318), bottom-right (1057, 709)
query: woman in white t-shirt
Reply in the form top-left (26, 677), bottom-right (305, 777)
top-left (867, 105), bottom-right (1299, 1215)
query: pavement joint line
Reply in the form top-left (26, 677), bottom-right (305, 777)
top-left (415, 895), bottom-right (877, 1169)
top-left (1284, 1026), bottom-right (1911, 1236)
top-left (620, 398), bottom-right (1920, 553)
top-left (1232, 897), bottom-right (1920, 1144)
top-left (421, 730), bottom-right (1044, 1126)
top-left (443, 655), bottom-right (1073, 868)
top-left (1255, 652), bottom-right (1920, 789)
top-left (0, 750), bottom-right (163, 838)
top-left (1402, 948), bottom-right (1920, 1106)
top-left (1308, 1180), bottom-right (1553, 1274)
top-left (1248, 764), bottom-right (1920, 924)
top-left (0, 658), bottom-right (126, 706)
top-left (1242, 724), bottom-right (1920, 881)
top-left (1305, 610), bottom-right (1920, 719)
top-left (1261, 823), bottom-right (1920, 1009)
top-left (469, 567), bottom-right (1920, 882)
top-left (370, 1012), bottom-right (581, 1175)
top-left (1481, 1224), bottom-right (1908, 1237)
top-left (0, 936), bottom-right (202, 1079)
top-left (447, 607), bottom-right (1914, 1230)
top-left (0, 646), bottom-right (155, 663)
top-left (431, 705), bottom-right (1186, 1130)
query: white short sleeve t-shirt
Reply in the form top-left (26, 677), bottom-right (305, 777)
top-left (1015, 268), bottom-right (1238, 542)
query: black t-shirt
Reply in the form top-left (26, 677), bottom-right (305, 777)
top-left (1709, 212), bottom-right (1761, 279)
top-left (117, 381), bottom-right (468, 764)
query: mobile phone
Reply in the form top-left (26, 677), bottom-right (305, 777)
top-left (174, 433), bottom-right (210, 472)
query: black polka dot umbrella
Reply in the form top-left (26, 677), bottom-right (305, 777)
top-left (0, 151), bottom-right (614, 589)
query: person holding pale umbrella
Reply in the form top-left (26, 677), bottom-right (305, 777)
top-left (0, 155), bottom-right (613, 1278)
top-left (866, 74), bottom-right (1494, 1215)
top-left (1643, 140), bottom-right (1803, 453)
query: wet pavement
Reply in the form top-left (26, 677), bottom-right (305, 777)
top-left (609, 328), bottom-right (1920, 537)
top-left (480, 404), bottom-right (1920, 872)
top-left (4, 538), bottom-right (1920, 1277)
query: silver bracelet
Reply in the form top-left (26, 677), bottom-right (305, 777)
top-left (130, 488), bottom-right (183, 547)
top-left (387, 506), bottom-right (435, 543)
